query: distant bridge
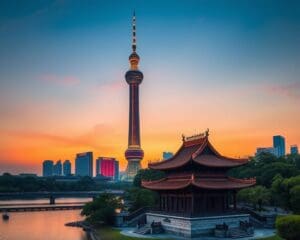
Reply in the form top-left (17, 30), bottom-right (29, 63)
top-left (0, 204), bottom-right (84, 212)
top-left (0, 190), bottom-right (124, 204)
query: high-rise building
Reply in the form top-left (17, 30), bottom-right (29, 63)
top-left (273, 135), bottom-right (286, 157)
top-left (42, 160), bottom-right (53, 177)
top-left (96, 157), bottom-right (119, 181)
top-left (63, 160), bottom-right (71, 176)
top-left (125, 12), bottom-right (144, 180)
top-left (255, 147), bottom-right (279, 157)
top-left (75, 152), bottom-right (93, 177)
top-left (163, 152), bottom-right (174, 160)
top-left (53, 160), bottom-right (62, 176)
top-left (291, 145), bottom-right (299, 154)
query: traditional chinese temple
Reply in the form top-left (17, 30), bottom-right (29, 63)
top-left (142, 130), bottom-right (256, 237)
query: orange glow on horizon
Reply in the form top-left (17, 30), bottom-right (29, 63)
top-left (1, 122), bottom-right (299, 175)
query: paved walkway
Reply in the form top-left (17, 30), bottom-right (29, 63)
top-left (119, 228), bottom-right (276, 239)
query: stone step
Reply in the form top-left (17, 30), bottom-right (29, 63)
top-left (228, 228), bottom-right (253, 238)
top-left (133, 225), bottom-right (151, 235)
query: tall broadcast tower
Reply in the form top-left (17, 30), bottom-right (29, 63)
top-left (124, 11), bottom-right (144, 180)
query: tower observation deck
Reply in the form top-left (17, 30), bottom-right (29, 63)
top-left (125, 11), bottom-right (144, 180)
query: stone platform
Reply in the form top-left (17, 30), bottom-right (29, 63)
top-left (146, 212), bottom-right (250, 238)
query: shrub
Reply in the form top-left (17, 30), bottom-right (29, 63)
top-left (276, 215), bottom-right (300, 240)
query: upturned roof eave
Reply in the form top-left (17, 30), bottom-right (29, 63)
top-left (142, 177), bottom-right (256, 191)
top-left (148, 137), bottom-right (248, 171)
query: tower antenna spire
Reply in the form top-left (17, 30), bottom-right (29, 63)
top-left (132, 10), bottom-right (136, 52)
top-left (125, 11), bottom-right (144, 181)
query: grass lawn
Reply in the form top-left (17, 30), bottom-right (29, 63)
top-left (96, 227), bottom-right (171, 240)
top-left (255, 235), bottom-right (282, 240)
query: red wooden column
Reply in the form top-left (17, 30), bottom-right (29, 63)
top-left (233, 191), bottom-right (237, 210)
top-left (203, 192), bottom-right (207, 212)
top-left (174, 196), bottom-right (178, 212)
top-left (191, 192), bottom-right (195, 215)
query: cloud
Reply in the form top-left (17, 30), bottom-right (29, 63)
top-left (264, 82), bottom-right (300, 100)
top-left (93, 80), bottom-right (125, 93)
top-left (38, 74), bottom-right (80, 86)
top-left (1, 123), bottom-right (119, 152)
top-left (2, 130), bottom-right (81, 146)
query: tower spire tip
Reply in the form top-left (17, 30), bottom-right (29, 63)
top-left (132, 10), bottom-right (136, 52)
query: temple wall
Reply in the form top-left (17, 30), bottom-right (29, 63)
top-left (146, 212), bottom-right (249, 238)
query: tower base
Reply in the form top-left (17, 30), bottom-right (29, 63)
top-left (126, 160), bottom-right (141, 181)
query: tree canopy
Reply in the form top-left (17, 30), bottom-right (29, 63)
top-left (125, 187), bottom-right (158, 212)
top-left (133, 168), bottom-right (165, 187)
top-left (231, 153), bottom-right (300, 213)
top-left (81, 193), bottom-right (122, 225)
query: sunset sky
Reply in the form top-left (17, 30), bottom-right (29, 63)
top-left (0, 0), bottom-right (299, 175)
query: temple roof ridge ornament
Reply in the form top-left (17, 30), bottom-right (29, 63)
top-left (184, 129), bottom-right (209, 142)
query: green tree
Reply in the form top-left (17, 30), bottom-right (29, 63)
top-left (125, 188), bottom-right (158, 212)
top-left (286, 154), bottom-right (300, 170)
top-left (271, 174), bottom-right (287, 207)
top-left (76, 176), bottom-right (96, 191)
top-left (133, 168), bottom-right (165, 187)
top-left (230, 153), bottom-right (299, 188)
top-left (81, 193), bottom-right (122, 225)
top-left (238, 186), bottom-right (271, 210)
top-left (290, 185), bottom-right (300, 214)
top-left (270, 175), bottom-right (300, 210)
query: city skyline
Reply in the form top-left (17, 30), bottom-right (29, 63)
top-left (1, 0), bottom-right (300, 174)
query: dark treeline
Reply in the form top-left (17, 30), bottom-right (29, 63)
top-left (229, 153), bottom-right (300, 213)
top-left (0, 174), bottom-right (131, 192)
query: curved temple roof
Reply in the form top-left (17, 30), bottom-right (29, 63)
top-left (149, 134), bottom-right (248, 170)
top-left (142, 176), bottom-right (256, 191)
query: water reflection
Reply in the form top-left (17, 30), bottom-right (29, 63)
top-left (0, 210), bottom-right (88, 240)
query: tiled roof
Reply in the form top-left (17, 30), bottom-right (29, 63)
top-left (142, 176), bottom-right (256, 190)
top-left (142, 178), bottom-right (191, 190)
top-left (193, 154), bottom-right (247, 167)
top-left (149, 135), bottom-right (248, 170)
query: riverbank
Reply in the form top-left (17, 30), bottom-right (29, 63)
top-left (65, 220), bottom-right (100, 240)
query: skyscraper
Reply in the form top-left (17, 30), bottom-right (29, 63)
top-left (291, 145), bottom-right (299, 154)
top-left (124, 12), bottom-right (144, 180)
top-left (96, 157), bottom-right (119, 181)
top-left (63, 160), bottom-right (71, 176)
top-left (42, 160), bottom-right (53, 177)
top-left (75, 152), bottom-right (93, 177)
top-left (273, 135), bottom-right (286, 157)
top-left (53, 160), bottom-right (62, 176)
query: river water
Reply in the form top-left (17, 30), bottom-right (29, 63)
top-left (0, 198), bottom-right (91, 240)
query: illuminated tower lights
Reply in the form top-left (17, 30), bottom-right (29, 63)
top-left (124, 11), bottom-right (144, 180)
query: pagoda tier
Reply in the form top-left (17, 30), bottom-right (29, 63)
top-left (149, 132), bottom-right (248, 170)
top-left (142, 175), bottom-right (255, 191)
top-left (142, 131), bottom-right (256, 215)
